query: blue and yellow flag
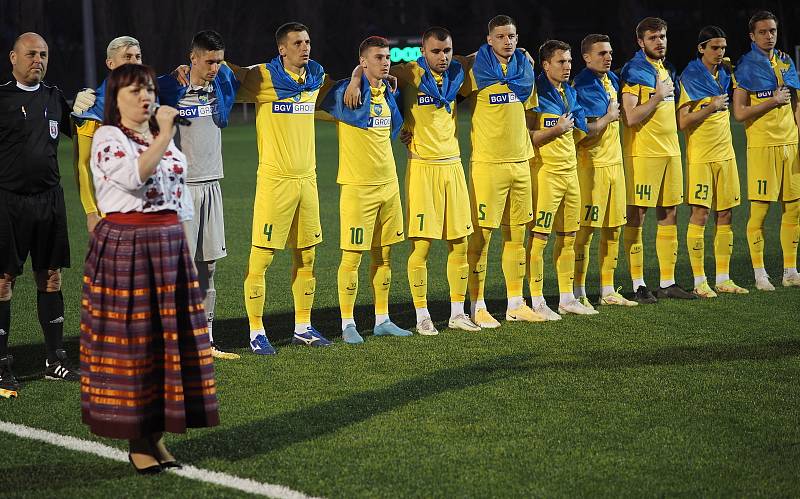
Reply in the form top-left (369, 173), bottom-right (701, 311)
top-left (71, 79), bottom-right (106, 124)
top-left (157, 64), bottom-right (240, 128)
top-left (264, 56), bottom-right (325, 99)
top-left (734, 42), bottom-right (800, 92)
top-left (678, 58), bottom-right (731, 102)
top-left (533, 72), bottom-right (587, 134)
top-left (417, 57), bottom-right (464, 113)
top-left (320, 73), bottom-right (403, 138)
top-left (572, 68), bottom-right (619, 118)
top-left (473, 44), bottom-right (534, 103)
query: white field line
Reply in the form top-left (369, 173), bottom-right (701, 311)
top-left (0, 420), bottom-right (321, 499)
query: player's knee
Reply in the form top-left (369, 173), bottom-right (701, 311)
top-left (370, 245), bottom-right (391, 267)
top-left (715, 209), bottom-right (733, 226)
top-left (576, 227), bottom-right (594, 246)
top-left (782, 199), bottom-right (800, 222)
top-left (409, 239), bottom-right (430, 267)
top-left (35, 269), bottom-right (61, 292)
top-left (626, 206), bottom-right (646, 226)
top-left (0, 274), bottom-right (14, 301)
top-left (293, 247), bottom-right (316, 269)
top-left (656, 206), bottom-right (677, 225)
top-left (340, 250), bottom-right (362, 271)
top-left (247, 246), bottom-right (275, 276)
top-left (690, 206), bottom-right (710, 226)
top-left (601, 227), bottom-right (621, 243)
top-left (501, 224), bottom-right (525, 243)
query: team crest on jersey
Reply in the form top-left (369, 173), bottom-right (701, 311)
top-left (48, 120), bottom-right (58, 139)
top-left (198, 92), bottom-right (209, 104)
top-left (373, 103), bottom-right (383, 115)
top-left (292, 93), bottom-right (301, 102)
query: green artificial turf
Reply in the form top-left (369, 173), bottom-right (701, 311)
top-left (1, 114), bottom-right (798, 497)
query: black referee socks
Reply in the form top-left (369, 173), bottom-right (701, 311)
top-left (37, 291), bottom-right (65, 363)
top-left (0, 300), bottom-right (10, 357)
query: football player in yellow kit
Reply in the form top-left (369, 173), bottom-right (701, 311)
top-left (732, 11), bottom-right (800, 290)
top-left (621, 17), bottom-right (697, 303)
top-left (572, 34), bottom-right (638, 307)
top-left (678, 26), bottom-right (748, 297)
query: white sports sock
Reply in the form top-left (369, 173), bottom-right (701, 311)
top-left (294, 323), bottom-right (310, 334)
top-left (715, 273), bottom-right (729, 285)
top-left (415, 307), bottom-right (430, 323)
top-left (207, 320), bottom-right (214, 343)
top-left (784, 267), bottom-right (799, 276)
top-left (632, 278), bottom-right (645, 290)
top-left (450, 301), bottom-right (465, 318)
top-left (559, 292), bottom-right (574, 306)
top-left (660, 279), bottom-right (676, 288)
top-left (471, 299), bottom-right (487, 316)
top-left (375, 314), bottom-right (389, 327)
top-left (341, 319), bottom-right (356, 331)
top-left (507, 296), bottom-right (523, 310)
top-left (754, 267), bottom-right (768, 279)
top-left (601, 285), bottom-right (615, 297)
top-left (574, 286), bottom-right (586, 298)
top-left (530, 295), bottom-right (546, 307)
top-left (249, 329), bottom-right (265, 342)
top-left (693, 276), bottom-right (706, 287)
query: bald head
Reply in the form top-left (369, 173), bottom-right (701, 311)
top-left (10, 32), bottom-right (49, 85)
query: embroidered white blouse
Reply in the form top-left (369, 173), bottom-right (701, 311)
top-left (90, 126), bottom-right (193, 221)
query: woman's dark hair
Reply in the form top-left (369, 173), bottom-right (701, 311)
top-left (103, 63), bottom-right (159, 133)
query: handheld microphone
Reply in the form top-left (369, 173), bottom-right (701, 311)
top-left (150, 103), bottom-right (192, 127)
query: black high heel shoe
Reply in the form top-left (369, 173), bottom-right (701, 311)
top-left (128, 454), bottom-right (163, 475)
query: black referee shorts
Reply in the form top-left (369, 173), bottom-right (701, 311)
top-left (0, 186), bottom-right (70, 276)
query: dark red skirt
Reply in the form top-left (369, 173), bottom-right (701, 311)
top-left (80, 212), bottom-right (219, 439)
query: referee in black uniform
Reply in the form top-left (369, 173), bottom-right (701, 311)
top-left (0, 32), bottom-right (79, 391)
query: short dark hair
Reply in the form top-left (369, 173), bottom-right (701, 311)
top-left (359, 36), bottom-right (390, 56)
top-left (539, 39), bottom-right (571, 65)
top-left (488, 15), bottom-right (516, 33)
top-left (748, 10), bottom-right (778, 33)
top-left (636, 17), bottom-right (668, 40)
top-left (104, 64), bottom-right (159, 133)
top-left (697, 25), bottom-right (726, 48)
top-left (581, 34), bottom-right (610, 55)
top-left (275, 22), bottom-right (309, 46)
top-left (422, 26), bottom-right (451, 43)
top-left (191, 30), bottom-right (225, 52)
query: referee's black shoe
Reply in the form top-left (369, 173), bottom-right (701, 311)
top-left (45, 349), bottom-right (80, 382)
top-left (0, 354), bottom-right (21, 391)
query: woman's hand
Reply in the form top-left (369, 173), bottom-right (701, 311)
top-left (154, 105), bottom-right (179, 137)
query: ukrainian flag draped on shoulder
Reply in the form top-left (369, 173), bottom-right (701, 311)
top-left (72, 79), bottom-right (106, 124)
top-left (473, 44), bottom-right (534, 103)
top-left (264, 56), bottom-right (325, 98)
top-left (416, 56), bottom-right (464, 112)
top-left (157, 64), bottom-right (240, 128)
top-left (320, 73), bottom-right (403, 138)
top-left (573, 68), bottom-right (619, 118)
top-left (620, 50), bottom-right (659, 87)
top-left (734, 42), bottom-right (800, 91)
top-left (533, 72), bottom-right (587, 134)
top-left (679, 58), bottom-right (731, 101)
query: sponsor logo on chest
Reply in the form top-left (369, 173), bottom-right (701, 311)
top-left (417, 94), bottom-right (436, 106)
top-left (488, 92), bottom-right (520, 104)
top-left (271, 101), bottom-right (315, 114)
top-left (755, 90), bottom-right (774, 99)
top-left (368, 116), bottom-right (392, 128)
top-left (177, 104), bottom-right (214, 119)
top-left (543, 117), bottom-right (559, 128)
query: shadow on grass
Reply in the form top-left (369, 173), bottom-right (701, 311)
top-left (173, 339), bottom-right (800, 461)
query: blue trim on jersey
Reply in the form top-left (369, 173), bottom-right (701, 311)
top-left (320, 73), bottom-right (403, 139)
top-left (734, 42), bottom-right (800, 92)
top-left (573, 68), bottom-right (619, 118)
top-left (265, 56), bottom-right (325, 100)
top-left (416, 57), bottom-right (464, 113)
top-left (533, 72), bottom-right (587, 133)
top-left (473, 44), bottom-right (534, 103)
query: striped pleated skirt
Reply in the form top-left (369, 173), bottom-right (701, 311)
top-left (80, 212), bottom-right (219, 439)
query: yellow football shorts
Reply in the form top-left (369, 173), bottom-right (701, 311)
top-left (577, 161), bottom-right (627, 228)
top-left (340, 180), bottom-right (405, 250)
top-left (251, 171), bottom-right (322, 249)
top-left (529, 163), bottom-right (581, 234)
top-left (685, 158), bottom-right (741, 210)
top-left (405, 158), bottom-right (473, 240)
top-left (746, 144), bottom-right (800, 202)
top-left (624, 155), bottom-right (684, 207)
top-left (469, 160), bottom-right (533, 229)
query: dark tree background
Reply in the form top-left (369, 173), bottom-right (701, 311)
top-left (0, 0), bottom-right (797, 98)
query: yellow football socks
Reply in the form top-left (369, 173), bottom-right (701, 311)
top-left (554, 233), bottom-right (576, 294)
top-left (501, 224), bottom-right (526, 299)
top-left (687, 223), bottom-right (706, 280)
top-left (291, 247), bottom-right (316, 325)
top-left (747, 201), bottom-right (769, 270)
top-left (370, 245), bottom-right (392, 316)
top-left (656, 224), bottom-right (678, 284)
top-left (599, 227), bottom-right (620, 289)
top-left (408, 238), bottom-right (431, 309)
top-left (714, 224), bottom-right (734, 278)
top-left (338, 250), bottom-right (362, 320)
top-left (447, 237), bottom-right (469, 303)
top-left (623, 226), bottom-right (644, 282)
top-left (527, 235), bottom-right (548, 297)
top-left (467, 227), bottom-right (492, 302)
top-left (574, 226), bottom-right (594, 288)
top-left (244, 246), bottom-right (275, 331)
top-left (780, 200), bottom-right (800, 269)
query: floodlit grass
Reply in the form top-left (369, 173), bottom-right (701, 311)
top-left (2, 114), bottom-right (798, 497)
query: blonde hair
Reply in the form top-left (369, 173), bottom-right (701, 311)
top-left (106, 36), bottom-right (140, 59)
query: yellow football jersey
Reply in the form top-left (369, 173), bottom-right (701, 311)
top-left (237, 64), bottom-right (323, 178)
top-left (530, 87), bottom-right (578, 174)
top-left (459, 58), bottom-right (536, 163)
top-left (74, 119), bottom-right (102, 214)
top-left (622, 57), bottom-right (680, 157)
top-left (577, 73), bottom-right (622, 167)
top-left (394, 62), bottom-right (460, 160)
top-left (336, 85), bottom-right (396, 186)
top-left (737, 53), bottom-right (799, 147)
top-left (678, 74), bottom-right (735, 163)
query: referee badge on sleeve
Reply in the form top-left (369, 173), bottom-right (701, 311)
top-left (49, 120), bottom-right (59, 139)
